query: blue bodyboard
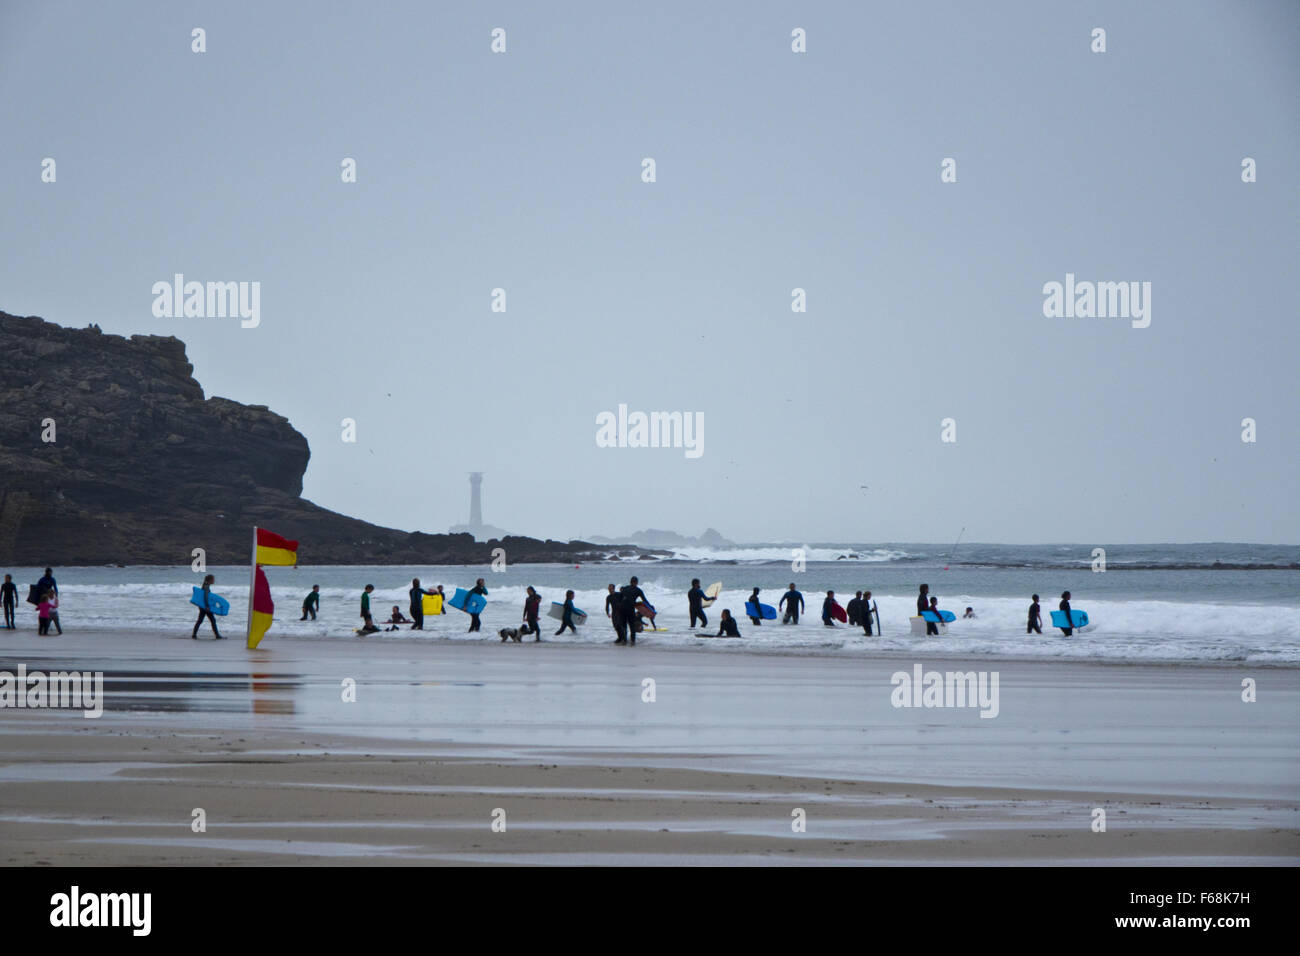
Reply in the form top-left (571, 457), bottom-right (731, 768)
top-left (448, 588), bottom-right (487, 615)
top-left (191, 587), bottom-right (230, 616)
top-left (921, 610), bottom-right (956, 623)
top-left (744, 601), bottom-right (777, 620)
top-left (1050, 609), bottom-right (1088, 629)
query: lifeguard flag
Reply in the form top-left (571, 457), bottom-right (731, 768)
top-left (255, 528), bottom-right (299, 566)
top-left (247, 566), bottom-right (274, 649)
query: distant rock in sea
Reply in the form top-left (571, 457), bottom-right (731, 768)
top-left (587, 528), bottom-right (737, 549)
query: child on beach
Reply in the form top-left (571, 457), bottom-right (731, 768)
top-left (359, 585), bottom-right (379, 634)
top-left (2, 574), bottom-right (17, 629)
top-left (1027, 595), bottom-right (1042, 634)
top-left (555, 589), bottom-right (578, 636)
top-left (928, 597), bottom-right (944, 635)
top-left (822, 591), bottom-right (837, 627)
top-left (301, 585), bottom-right (320, 620)
top-left (523, 586), bottom-right (541, 641)
top-left (385, 605), bottom-right (411, 631)
top-left (37, 591), bottom-right (58, 635)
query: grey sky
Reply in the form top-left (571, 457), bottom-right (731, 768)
top-left (2, 1), bottom-right (1297, 544)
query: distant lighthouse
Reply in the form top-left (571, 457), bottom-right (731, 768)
top-left (448, 471), bottom-right (508, 541)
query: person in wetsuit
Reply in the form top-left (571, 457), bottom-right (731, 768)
top-left (618, 577), bottom-right (650, 645)
top-left (918, 583), bottom-right (938, 635)
top-left (555, 590), bottom-right (578, 635)
top-left (780, 584), bottom-right (804, 624)
top-left (1058, 590), bottom-right (1075, 637)
top-left (523, 586), bottom-right (542, 641)
top-left (604, 583), bottom-right (626, 643)
top-left (747, 587), bottom-right (763, 625)
top-left (1027, 594), bottom-right (1042, 635)
top-left (716, 609), bottom-right (741, 637)
top-left (687, 579), bottom-right (709, 629)
top-left (822, 591), bottom-right (838, 626)
top-left (861, 589), bottom-right (876, 636)
top-left (846, 591), bottom-right (863, 627)
top-left (301, 585), bottom-right (321, 621)
top-left (409, 578), bottom-right (436, 630)
top-left (1, 574), bottom-right (16, 629)
top-left (467, 578), bottom-right (488, 633)
top-left (192, 573), bottom-right (222, 640)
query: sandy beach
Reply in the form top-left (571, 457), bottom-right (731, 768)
top-left (1, 628), bottom-right (1296, 865)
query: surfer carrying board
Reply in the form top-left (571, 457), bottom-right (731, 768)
top-left (918, 584), bottom-right (939, 636)
top-left (822, 591), bottom-right (838, 627)
top-left (617, 577), bottom-right (650, 645)
top-left (191, 574), bottom-right (222, 640)
top-left (408, 578), bottom-right (437, 630)
top-left (466, 578), bottom-right (488, 633)
top-left (779, 584), bottom-right (804, 624)
top-left (862, 590), bottom-right (878, 636)
top-left (747, 588), bottom-right (763, 626)
top-left (555, 590), bottom-right (578, 635)
top-left (1058, 591), bottom-right (1076, 637)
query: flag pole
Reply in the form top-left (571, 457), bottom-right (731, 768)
top-left (246, 525), bottom-right (258, 646)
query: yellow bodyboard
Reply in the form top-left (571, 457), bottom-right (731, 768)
top-left (422, 593), bottom-right (443, 615)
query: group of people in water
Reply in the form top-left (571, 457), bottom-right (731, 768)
top-left (3, 567), bottom-right (1084, 643)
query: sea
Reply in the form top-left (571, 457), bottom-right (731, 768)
top-left (7, 543), bottom-right (1298, 663)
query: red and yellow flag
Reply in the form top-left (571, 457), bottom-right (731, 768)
top-left (247, 566), bottom-right (275, 649)
top-left (255, 528), bottom-right (298, 567)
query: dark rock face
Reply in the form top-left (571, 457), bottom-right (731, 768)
top-left (0, 312), bottom-right (613, 565)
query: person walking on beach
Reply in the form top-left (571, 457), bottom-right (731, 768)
top-left (780, 584), bottom-right (804, 624)
top-left (748, 587), bottom-right (763, 626)
top-left (1058, 590), bottom-right (1076, 637)
top-left (715, 608), bottom-right (741, 638)
top-left (409, 578), bottom-right (437, 630)
top-left (555, 590), bottom-right (578, 636)
top-left (918, 584), bottom-right (938, 636)
top-left (1, 574), bottom-right (17, 629)
top-left (847, 591), bottom-right (863, 627)
top-left (618, 577), bottom-right (650, 645)
top-left (466, 578), bottom-right (488, 633)
top-left (359, 584), bottom-right (379, 634)
top-left (192, 573), bottom-right (222, 640)
top-left (687, 579), bottom-right (709, 629)
top-left (301, 585), bottom-right (320, 621)
top-left (1027, 594), bottom-right (1043, 635)
top-left (862, 590), bottom-right (876, 636)
top-left (821, 590), bottom-right (838, 627)
top-left (523, 586), bottom-right (542, 641)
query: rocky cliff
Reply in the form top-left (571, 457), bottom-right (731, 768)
top-left (0, 312), bottom-right (622, 565)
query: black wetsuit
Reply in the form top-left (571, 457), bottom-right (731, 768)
top-left (524, 594), bottom-right (541, 639)
top-left (192, 585), bottom-right (222, 639)
top-left (919, 592), bottom-right (937, 635)
top-left (1027, 601), bottom-right (1042, 635)
top-left (862, 601), bottom-right (875, 636)
top-left (822, 595), bottom-right (837, 626)
top-left (688, 587), bottom-right (708, 628)
top-left (606, 591), bottom-right (627, 642)
top-left (717, 616), bottom-right (741, 637)
top-left (748, 591), bottom-right (762, 625)
top-left (409, 586), bottom-right (428, 629)
top-left (1, 581), bottom-right (16, 628)
top-left (301, 590), bottom-right (319, 621)
top-left (846, 598), bottom-right (862, 627)
top-left (780, 589), bottom-right (803, 623)
top-left (619, 585), bottom-right (648, 642)
top-left (467, 584), bottom-right (487, 632)
top-left (1058, 598), bottom-right (1074, 636)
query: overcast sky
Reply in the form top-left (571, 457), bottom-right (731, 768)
top-left (2, 0), bottom-right (1297, 544)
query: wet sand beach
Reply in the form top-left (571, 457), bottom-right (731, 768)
top-left (1, 629), bottom-right (1297, 865)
